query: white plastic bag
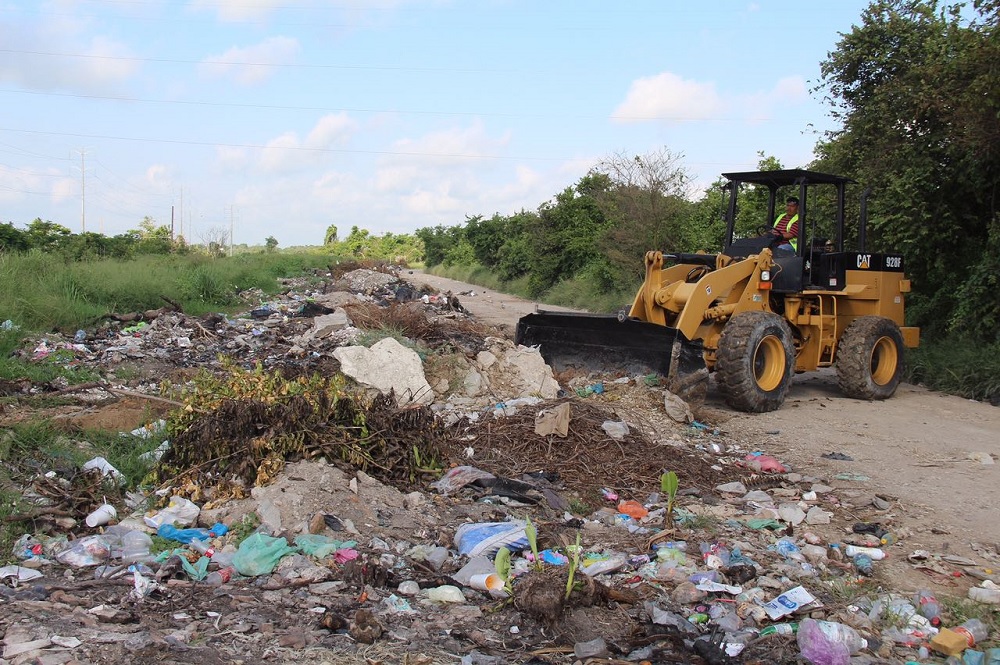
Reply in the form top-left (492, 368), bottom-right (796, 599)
top-left (454, 521), bottom-right (528, 557)
top-left (143, 495), bottom-right (200, 528)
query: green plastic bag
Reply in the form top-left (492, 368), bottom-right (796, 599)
top-left (294, 534), bottom-right (356, 559)
top-left (232, 533), bottom-right (297, 576)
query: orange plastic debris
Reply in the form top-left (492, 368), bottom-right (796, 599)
top-left (617, 500), bottom-right (648, 519)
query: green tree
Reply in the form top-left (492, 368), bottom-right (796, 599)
top-left (324, 225), bottom-right (338, 245)
top-left (265, 236), bottom-right (279, 252)
top-left (24, 219), bottom-right (72, 252)
top-left (526, 178), bottom-right (610, 296)
top-left (815, 0), bottom-right (1000, 340)
top-left (0, 222), bottom-right (29, 252)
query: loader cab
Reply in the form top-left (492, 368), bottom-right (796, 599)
top-left (720, 169), bottom-right (856, 292)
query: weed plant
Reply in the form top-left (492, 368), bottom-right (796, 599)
top-left (906, 338), bottom-right (1000, 403)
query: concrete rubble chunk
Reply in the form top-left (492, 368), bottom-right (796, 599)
top-left (333, 337), bottom-right (433, 405)
top-left (311, 308), bottom-right (352, 338)
top-left (805, 506), bottom-right (833, 525)
top-left (341, 268), bottom-right (397, 294)
top-left (778, 502), bottom-right (807, 526)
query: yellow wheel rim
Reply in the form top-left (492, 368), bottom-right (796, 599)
top-left (753, 335), bottom-right (785, 392)
top-left (870, 336), bottom-right (899, 386)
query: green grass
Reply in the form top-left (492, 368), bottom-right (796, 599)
top-left (906, 337), bottom-right (1000, 403)
top-left (0, 249), bottom-right (336, 332)
top-left (427, 263), bottom-right (638, 314)
top-left (0, 420), bottom-right (170, 564)
top-left (941, 596), bottom-right (1000, 647)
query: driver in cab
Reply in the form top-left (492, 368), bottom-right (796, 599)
top-left (770, 197), bottom-right (799, 253)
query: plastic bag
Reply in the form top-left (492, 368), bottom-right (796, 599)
top-left (430, 466), bottom-right (496, 494)
top-left (454, 521), bottom-right (528, 557)
top-left (232, 533), bottom-right (297, 576)
top-left (144, 495), bottom-right (200, 528)
top-left (55, 535), bottom-right (111, 567)
top-left (294, 534), bottom-right (356, 558)
top-left (156, 522), bottom-right (228, 544)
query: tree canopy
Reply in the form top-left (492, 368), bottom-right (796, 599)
top-left (814, 0), bottom-right (1000, 340)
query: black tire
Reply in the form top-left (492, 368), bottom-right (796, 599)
top-left (836, 316), bottom-right (904, 400)
top-left (715, 311), bottom-right (795, 412)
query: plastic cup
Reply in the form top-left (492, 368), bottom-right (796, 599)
top-left (86, 503), bottom-right (117, 527)
top-left (468, 573), bottom-right (505, 593)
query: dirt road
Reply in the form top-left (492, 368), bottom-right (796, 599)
top-left (413, 270), bottom-right (1000, 584)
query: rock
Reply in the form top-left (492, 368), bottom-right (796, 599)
top-left (313, 291), bottom-right (357, 308)
top-left (778, 503), bottom-right (807, 526)
top-left (671, 581), bottom-right (707, 604)
top-left (403, 492), bottom-right (425, 510)
top-left (805, 507), bottom-right (833, 525)
top-left (742, 490), bottom-right (773, 502)
top-left (341, 269), bottom-right (397, 294)
top-left (810, 483), bottom-right (834, 494)
top-left (334, 337), bottom-right (433, 406)
top-left (716, 482), bottom-right (748, 494)
top-left (349, 609), bottom-right (383, 644)
top-left (574, 637), bottom-right (610, 659)
top-left (312, 309), bottom-right (351, 338)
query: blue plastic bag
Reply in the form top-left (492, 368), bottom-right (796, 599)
top-left (157, 522), bottom-right (229, 544)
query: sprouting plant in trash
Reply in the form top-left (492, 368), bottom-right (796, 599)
top-left (565, 532), bottom-right (582, 601)
top-left (661, 470), bottom-right (679, 529)
top-left (494, 546), bottom-right (513, 595)
top-left (525, 516), bottom-right (542, 571)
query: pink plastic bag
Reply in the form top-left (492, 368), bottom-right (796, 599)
top-left (745, 454), bottom-right (788, 473)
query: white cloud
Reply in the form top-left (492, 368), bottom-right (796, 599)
top-left (256, 113), bottom-right (357, 173)
top-left (742, 75), bottom-right (810, 123)
top-left (0, 23), bottom-right (138, 93)
top-left (199, 36), bottom-right (300, 85)
top-left (611, 72), bottom-right (723, 123)
top-left (187, 0), bottom-right (288, 22)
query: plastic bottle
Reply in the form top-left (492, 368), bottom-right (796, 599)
top-left (776, 538), bottom-right (805, 561)
top-left (760, 622), bottom-right (799, 636)
top-left (190, 538), bottom-right (216, 558)
top-left (204, 566), bottom-right (235, 586)
top-left (880, 532), bottom-right (898, 546)
top-left (913, 590), bottom-right (942, 626)
top-left (797, 618), bottom-right (868, 665)
top-left (853, 553), bottom-right (874, 576)
top-left (844, 545), bottom-right (886, 560)
top-left (954, 618), bottom-right (989, 647)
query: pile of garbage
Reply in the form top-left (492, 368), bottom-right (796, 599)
top-left (3, 265), bottom-right (1000, 664)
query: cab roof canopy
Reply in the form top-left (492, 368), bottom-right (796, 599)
top-left (721, 169), bottom-right (856, 188)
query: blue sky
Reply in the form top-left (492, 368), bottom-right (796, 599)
top-left (0, 0), bottom-right (872, 248)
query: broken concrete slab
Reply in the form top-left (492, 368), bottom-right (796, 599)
top-left (333, 337), bottom-right (433, 406)
top-left (311, 308), bottom-right (352, 338)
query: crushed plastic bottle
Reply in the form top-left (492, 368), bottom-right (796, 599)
top-left (797, 618), bottom-right (868, 665)
top-left (204, 566), bottom-right (235, 586)
top-left (913, 590), bottom-right (942, 626)
top-left (760, 622), bottom-right (799, 636)
top-left (853, 553), bottom-right (874, 576)
top-left (954, 618), bottom-right (989, 647)
top-left (844, 544), bottom-right (886, 560)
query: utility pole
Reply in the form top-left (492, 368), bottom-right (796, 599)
top-left (170, 205), bottom-right (175, 242)
top-left (79, 149), bottom-right (86, 233)
top-left (229, 205), bottom-right (235, 257)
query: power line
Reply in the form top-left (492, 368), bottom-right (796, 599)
top-left (0, 48), bottom-right (511, 74)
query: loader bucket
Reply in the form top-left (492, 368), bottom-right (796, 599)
top-left (515, 311), bottom-right (709, 400)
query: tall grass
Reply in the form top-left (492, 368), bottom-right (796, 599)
top-left (0, 250), bottom-right (335, 331)
top-left (427, 263), bottom-right (639, 314)
top-left (906, 338), bottom-right (1000, 403)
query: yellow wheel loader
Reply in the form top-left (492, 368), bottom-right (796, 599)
top-left (515, 169), bottom-right (920, 412)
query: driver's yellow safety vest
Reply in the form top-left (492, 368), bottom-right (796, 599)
top-left (772, 213), bottom-right (799, 251)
